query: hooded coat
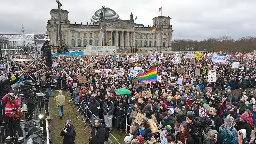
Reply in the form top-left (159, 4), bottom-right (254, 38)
top-left (60, 124), bottom-right (76, 144)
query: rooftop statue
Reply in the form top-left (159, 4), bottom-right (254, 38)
top-left (130, 12), bottom-right (134, 21)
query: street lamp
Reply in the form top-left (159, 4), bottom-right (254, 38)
top-left (56, 0), bottom-right (63, 48)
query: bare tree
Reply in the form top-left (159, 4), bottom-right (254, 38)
top-left (172, 37), bottom-right (256, 52)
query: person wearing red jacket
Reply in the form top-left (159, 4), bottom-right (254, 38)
top-left (2, 92), bottom-right (23, 141)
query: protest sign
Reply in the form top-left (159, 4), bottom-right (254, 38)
top-left (208, 70), bottom-right (216, 82)
top-left (232, 62), bottom-right (240, 69)
top-left (195, 68), bottom-right (201, 76)
top-left (134, 113), bottom-right (146, 125)
top-left (212, 54), bottom-right (229, 63)
top-left (77, 75), bottom-right (87, 83)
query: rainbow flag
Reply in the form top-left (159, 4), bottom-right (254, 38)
top-left (159, 7), bottom-right (162, 13)
top-left (137, 66), bottom-right (157, 82)
top-left (151, 25), bottom-right (156, 33)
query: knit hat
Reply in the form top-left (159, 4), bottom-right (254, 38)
top-left (66, 120), bottom-right (72, 124)
top-left (136, 135), bottom-right (145, 143)
top-left (165, 125), bottom-right (172, 133)
top-left (240, 112), bottom-right (249, 121)
top-left (224, 116), bottom-right (233, 126)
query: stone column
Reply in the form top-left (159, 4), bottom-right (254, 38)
top-left (127, 31), bottom-right (130, 47)
top-left (120, 31), bottom-right (124, 48)
top-left (110, 31), bottom-right (113, 46)
top-left (115, 31), bottom-right (118, 47)
top-left (99, 31), bottom-right (103, 46)
top-left (133, 32), bottom-right (135, 47)
top-left (124, 31), bottom-right (126, 48)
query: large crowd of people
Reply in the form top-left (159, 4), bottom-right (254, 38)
top-left (1, 51), bottom-right (256, 144)
top-left (51, 51), bottom-right (256, 144)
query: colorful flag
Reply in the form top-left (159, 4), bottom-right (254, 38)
top-left (137, 66), bottom-right (158, 82)
top-left (159, 7), bottom-right (162, 12)
top-left (151, 25), bottom-right (156, 33)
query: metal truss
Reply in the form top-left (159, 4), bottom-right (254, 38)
top-left (0, 33), bottom-right (46, 43)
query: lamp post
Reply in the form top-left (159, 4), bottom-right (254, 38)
top-left (100, 6), bottom-right (107, 46)
top-left (56, 0), bottom-right (63, 48)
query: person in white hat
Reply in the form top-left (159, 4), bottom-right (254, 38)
top-left (55, 90), bottom-right (65, 119)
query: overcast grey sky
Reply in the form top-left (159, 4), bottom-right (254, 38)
top-left (0, 0), bottom-right (255, 40)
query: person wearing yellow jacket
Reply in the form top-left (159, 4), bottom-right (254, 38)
top-left (55, 90), bottom-right (65, 119)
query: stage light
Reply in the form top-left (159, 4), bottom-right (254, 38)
top-left (38, 114), bottom-right (44, 119)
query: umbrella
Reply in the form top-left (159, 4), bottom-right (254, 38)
top-left (116, 88), bottom-right (132, 95)
top-left (203, 103), bottom-right (210, 110)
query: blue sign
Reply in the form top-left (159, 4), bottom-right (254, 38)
top-left (52, 51), bottom-right (83, 57)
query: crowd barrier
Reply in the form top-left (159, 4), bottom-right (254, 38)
top-left (46, 114), bottom-right (50, 144)
top-left (76, 100), bottom-right (121, 144)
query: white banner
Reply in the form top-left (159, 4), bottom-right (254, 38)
top-left (211, 54), bottom-right (229, 63)
top-left (172, 56), bottom-right (181, 64)
top-left (84, 46), bottom-right (118, 55)
top-left (12, 58), bottom-right (33, 62)
top-left (184, 53), bottom-right (195, 59)
top-left (231, 62), bottom-right (240, 69)
top-left (208, 70), bottom-right (216, 82)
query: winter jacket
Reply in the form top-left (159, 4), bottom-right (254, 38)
top-left (56, 92), bottom-right (65, 106)
top-left (235, 121), bottom-right (252, 138)
top-left (248, 104), bottom-right (256, 124)
top-left (88, 98), bottom-right (101, 117)
top-left (102, 100), bottom-right (114, 115)
top-left (219, 125), bottom-right (237, 144)
top-left (91, 125), bottom-right (106, 144)
top-left (60, 124), bottom-right (76, 144)
top-left (2, 94), bottom-right (22, 118)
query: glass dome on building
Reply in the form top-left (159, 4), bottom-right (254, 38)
top-left (92, 7), bottom-right (119, 22)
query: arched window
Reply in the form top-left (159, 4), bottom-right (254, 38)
top-left (89, 39), bottom-right (93, 45)
top-left (71, 39), bottom-right (75, 47)
top-left (144, 40), bottom-right (147, 47)
top-left (163, 42), bottom-right (166, 47)
top-left (77, 39), bottom-right (81, 47)
top-left (95, 40), bottom-right (99, 46)
top-left (135, 40), bottom-right (138, 47)
top-left (149, 41), bottom-right (152, 47)
top-left (154, 41), bottom-right (156, 47)
top-left (83, 39), bottom-right (87, 47)
top-left (140, 40), bottom-right (142, 47)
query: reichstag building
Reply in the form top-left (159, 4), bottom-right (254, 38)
top-left (46, 7), bottom-right (173, 50)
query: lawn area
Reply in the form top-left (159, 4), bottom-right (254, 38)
top-left (110, 129), bottom-right (126, 144)
top-left (49, 90), bottom-right (126, 144)
top-left (49, 91), bottom-right (90, 144)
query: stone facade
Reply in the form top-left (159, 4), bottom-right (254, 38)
top-left (46, 7), bottom-right (173, 50)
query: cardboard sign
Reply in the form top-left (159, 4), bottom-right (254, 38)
top-left (77, 75), bottom-right (87, 83)
top-left (142, 90), bottom-right (152, 99)
top-left (177, 68), bottom-right (185, 74)
top-left (232, 62), bottom-right (240, 69)
top-left (134, 113), bottom-right (146, 125)
top-left (195, 68), bottom-right (201, 76)
top-left (148, 119), bottom-right (159, 133)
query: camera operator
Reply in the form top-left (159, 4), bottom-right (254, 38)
top-left (45, 74), bottom-right (53, 97)
top-left (60, 120), bottom-right (76, 144)
top-left (90, 119), bottom-right (106, 144)
top-left (2, 92), bottom-right (23, 141)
